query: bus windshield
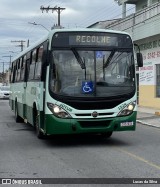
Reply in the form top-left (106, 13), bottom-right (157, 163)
top-left (49, 48), bottom-right (135, 97)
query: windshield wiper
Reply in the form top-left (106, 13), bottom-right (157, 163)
top-left (71, 48), bottom-right (85, 69)
top-left (103, 50), bottom-right (115, 69)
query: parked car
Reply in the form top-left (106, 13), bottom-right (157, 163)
top-left (0, 86), bottom-right (10, 99)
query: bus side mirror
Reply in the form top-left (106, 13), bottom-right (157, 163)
top-left (137, 53), bottom-right (143, 67)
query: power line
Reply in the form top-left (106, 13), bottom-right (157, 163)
top-left (78, 5), bottom-right (135, 28)
top-left (0, 0), bottom-right (139, 55)
top-left (2, 55), bottom-right (12, 66)
top-left (11, 40), bottom-right (26, 52)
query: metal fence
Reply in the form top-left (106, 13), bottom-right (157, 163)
top-left (106, 2), bottom-right (160, 31)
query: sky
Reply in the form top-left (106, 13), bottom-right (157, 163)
top-left (0, 0), bottom-right (135, 72)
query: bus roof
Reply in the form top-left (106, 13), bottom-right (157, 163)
top-left (11, 28), bottom-right (131, 62)
top-left (49, 28), bottom-right (130, 35)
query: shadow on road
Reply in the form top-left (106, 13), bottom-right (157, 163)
top-left (41, 133), bottom-right (131, 148)
top-left (6, 109), bottom-right (133, 148)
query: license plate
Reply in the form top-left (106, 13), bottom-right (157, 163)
top-left (120, 121), bottom-right (134, 127)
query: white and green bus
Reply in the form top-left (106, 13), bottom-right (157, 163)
top-left (9, 28), bottom-right (143, 139)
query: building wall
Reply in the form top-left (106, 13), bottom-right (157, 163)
top-left (139, 85), bottom-right (160, 108)
top-left (138, 35), bottom-right (160, 109)
top-left (104, 2), bottom-right (160, 42)
top-left (108, 1), bottom-right (160, 109)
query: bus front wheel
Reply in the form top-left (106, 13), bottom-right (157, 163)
top-left (35, 110), bottom-right (45, 139)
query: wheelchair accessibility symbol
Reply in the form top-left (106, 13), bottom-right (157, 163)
top-left (82, 81), bottom-right (93, 93)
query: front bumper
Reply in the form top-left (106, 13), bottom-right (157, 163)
top-left (44, 111), bottom-right (137, 135)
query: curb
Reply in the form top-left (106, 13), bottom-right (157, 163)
top-left (136, 120), bottom-right (160, 128)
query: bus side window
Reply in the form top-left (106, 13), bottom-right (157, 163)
top-left (11, 62), bottom-right (16, 83)
top-left (35, 45), bottom-right (43, 80)
top-left (16, 59), bottom-right (21, 82)
top-left (20, 56), bottom-right (26, 81)
top-left (15, 60), bottom-right (19, 82)
top-left (10, 63), bottom-right (13, 83)
top-left (28, 50), bottom-right (36, 80)
top-left (25, 52), bottom-right (31, 81)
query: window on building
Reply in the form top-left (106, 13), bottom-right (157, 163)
top-left (156, 64), bottom-right (160, 97)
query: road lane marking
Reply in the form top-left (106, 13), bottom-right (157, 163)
top-left (116, 148), bottom-right (160, 171)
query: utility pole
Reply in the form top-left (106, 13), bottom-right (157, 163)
top-left (40, 6), bottom-right (65, 27)
top-left (0, 62), bottom-right (10, 82)
top-left (27, 39), bottom-right (29, 47)
top-left (2, 55), bottom-right (12, 66)
top-left (11, 40), bottom-right (26, 52)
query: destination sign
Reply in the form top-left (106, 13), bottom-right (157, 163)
top-left (69, 35), bottom-right (117, 46)
top-left (52, 32), bottom-right (132, 48)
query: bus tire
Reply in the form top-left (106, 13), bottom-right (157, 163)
top-left (15, 102), bottom-right (23, 123)
top-left (100, 131), bottom-right (113, 138)
top-left (35, 109), bottom-right (45, 139)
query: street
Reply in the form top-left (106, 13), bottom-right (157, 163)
top-left (0, 100), bottom-right (160, 184)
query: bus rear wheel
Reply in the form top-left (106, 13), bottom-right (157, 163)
top-left (15, 102), bottom-right (23, 123)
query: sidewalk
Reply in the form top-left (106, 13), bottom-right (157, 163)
top-left (137, 106), bottom-right (160, 128)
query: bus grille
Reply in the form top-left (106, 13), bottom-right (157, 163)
top-left (75, 112), bottom-right (114, 117)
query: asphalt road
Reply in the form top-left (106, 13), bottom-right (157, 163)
top-left (0, 100), bottom-right (160, 186)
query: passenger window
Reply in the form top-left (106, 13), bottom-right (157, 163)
top-left (28, 62), bottom-right (35, 80)
top-left (11, 62), bottom-right (16, 83)
top-left (35, 45), bottom-right (43, 80)
top-left (20, 56), bottom-right (26, 81)
top-left (15, 60), bottom-right (19, 82)
top-left (37, 45), bottom-right (43, 62)
top-left (32, 49), bottom-right (37, 63)
top-left (16, 59), bottom-right (21, 82)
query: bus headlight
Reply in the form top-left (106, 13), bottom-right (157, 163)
top-left (47, 103), bottom-right (72, 119)
top-left (118, 101), bottom-right (136, 116)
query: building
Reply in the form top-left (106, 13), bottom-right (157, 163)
top-left (89, 0), bottom-right (160, 109)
